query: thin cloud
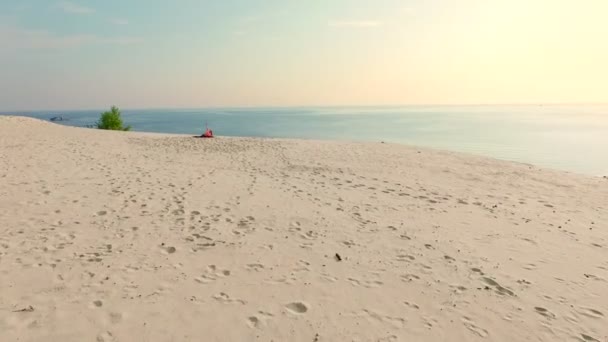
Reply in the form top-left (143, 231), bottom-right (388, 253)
top-left (57, 1), bottom-right (95, 14)
top-left (328, 20), bottom-right (382, 28)
top-left (0, 24), bottom-right (141, 51)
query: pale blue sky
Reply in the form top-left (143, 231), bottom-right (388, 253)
top-left (1, 0), bottom-right (607, 110)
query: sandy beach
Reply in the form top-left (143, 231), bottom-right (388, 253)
top-left (0, 115), bottom-right (606, 341)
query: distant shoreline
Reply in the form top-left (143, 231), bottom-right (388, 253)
top-left (2, 107), bottom-right (608, 176)
top-left (3, 102), bottom-right (608, 113)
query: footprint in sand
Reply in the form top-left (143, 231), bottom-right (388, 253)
top-left (534, 307), bottom-right (556, 319)
top-left (396, 254), bottom-right (415, 262)
top-left (320, 274), bottom-right (338, 282)
top-left (401, 274), bottom-right (420, 282)
top-left (285, 302), bottom-right (309, 314)
top-left (583, 273), bottom-right (605, 281)
top-left (195, 274), bottom-right (216, 284)
top-left (342, 240), bottom-right (356, 247)
top-left (581, 334), bottom-right (601, 342)
top-left (96, 331), bottom-right (116, 342)
top-left (450, 284), bottom-right (468, 293)
top-left (289, 221), bottom-right (302, 232)
top-left (348, 277), bottom-right (384, 288)
top-left (195, 265), bottom-right (231, 284)
top-left (423, 316), bottom-right (439, 328)
top-left (245, 264), bottom-right (265, 272)
top-left (404, 301), bottom-right (420, 309)
top-left (299, 242), bottom-right (314, 249)
top-left (191, 242), bottom-right (216, 252)
top-left (247, 311), bottom-right (274, 328)
top-left (247, 316), bottom-right (261, 328)
top-left (213, 292), bottom-right (246, 305)
top-left (300, 230), bottom-right (319, 240)
top-left (160, 245), bottom-right (177, 254)
top-left (462, 316), bottom-right (489, 337)
top-left (360, 309), bottom-right (406, 328)
top-left (577, 307), bottom-right (604, 319)
top-left (481, 277), bottom-right (515, 296)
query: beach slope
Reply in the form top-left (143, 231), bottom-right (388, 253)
top-left (1, 116), bottom-right (607, 341)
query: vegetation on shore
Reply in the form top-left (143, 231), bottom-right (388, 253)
top-left (96, 106), bottom-right (131, 131)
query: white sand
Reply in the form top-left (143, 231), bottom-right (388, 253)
top-left (1, 116), bottom-right (607, 342)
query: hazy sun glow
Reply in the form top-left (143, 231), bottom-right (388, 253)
top-left (1, 0), bottom-right (606, 110)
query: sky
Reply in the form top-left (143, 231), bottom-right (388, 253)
top-left (1, 0), bottom-right (607, 110)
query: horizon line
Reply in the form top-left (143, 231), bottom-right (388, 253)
top-left (2, 102), bottom-right (608, 113)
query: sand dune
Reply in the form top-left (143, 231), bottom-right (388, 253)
top-left (1, 116), bottom-right (607, 341)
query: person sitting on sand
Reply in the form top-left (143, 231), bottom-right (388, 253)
top-left (201, 128), bottom-right (213, 138)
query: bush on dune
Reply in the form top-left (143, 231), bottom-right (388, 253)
top-left (97, 106), bottom-right (131, 131)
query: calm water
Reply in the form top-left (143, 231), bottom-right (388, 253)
top-left (2, 105), bottom-right (607, 176)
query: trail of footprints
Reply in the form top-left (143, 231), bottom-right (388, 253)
top-left (5, 135), bottom-right (605, 341)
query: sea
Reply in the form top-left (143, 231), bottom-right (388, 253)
top-left (2, 105), bottom-right (607, 176)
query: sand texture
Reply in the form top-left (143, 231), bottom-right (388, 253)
top-left (1, 116), bottom-right (607, 341)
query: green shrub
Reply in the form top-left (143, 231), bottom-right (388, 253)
top-left (97, 106), bottom-right (131, 131)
